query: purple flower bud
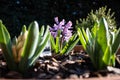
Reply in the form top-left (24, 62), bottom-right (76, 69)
top-left (54, 17), bottom-right (59, 24)
top-left (51, 32), bottom-right (57, 38)
top-left (50, 17), bottom-right (73, 42)
top-left (65, 21), bottom-right (72, 28)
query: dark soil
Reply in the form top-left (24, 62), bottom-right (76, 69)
top-left (0, 50), bottom-right (120, 79)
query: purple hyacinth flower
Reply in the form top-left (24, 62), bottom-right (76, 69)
top-left (50, 17), bottom-right (73, 42)
top-left (62, 21), bottom-right (72, 42)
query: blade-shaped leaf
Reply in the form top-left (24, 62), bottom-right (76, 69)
top-left (97, 18), bottom-right (108, 52)
top-left (39, 25), bottom-right (45, 37)
top-left (38, 25), bottom-right (45, 44)
top-left (77, 28), bottom-right (87, 49)
top-left (55, 36), bottom-right (60, 53)
top-left (112, 28), bottom-right (120, 54)
top-left (110, 54), bottom-right (116, 66)
top-left (61, 34), bottom-right (79, 55)
top-left (81, 27), bottom-right (88, 43)
top-left (29, 26), bottom-right (50, 66)
top-left (50, 34), bottom-right (56, 51)
top-left (55, 30), bottom-right (61, 53)
top-left (91, 22), bottom-right (98, 37)
top-left (19, 21), bottom-right (39, 72)
top-left (86, 28), bottom-right (94, 56)
top-left (102, 45), bottom-right (111, 66)
top-left (22, 25), bottom-right (27, 34)
top-left (0, 21), bottom-right (17, 70)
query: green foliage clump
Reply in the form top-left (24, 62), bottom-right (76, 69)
top-left (77, 17), bottom-right (120, 70)
top-left (76, 6), bottom-right (116, 31)
top-left (0, 20), bottom-right (50, 73)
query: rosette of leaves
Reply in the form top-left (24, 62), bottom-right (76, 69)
top-left (0, 20), bottom-right (50, 73)
top-left (50, 17), bottom-right (79, 55)
top-left (76, 6), bottom-right (116, 31)
top-left (77, 17), bottom-right (120, 70)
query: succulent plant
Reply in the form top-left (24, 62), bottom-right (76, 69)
top-left (0, 20), bottom-right (50, 73)
top-left (77, 17), bottom-right (120, 70)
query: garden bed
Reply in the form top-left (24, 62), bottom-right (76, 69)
top-left (0, 46), bottom-right (120, 79)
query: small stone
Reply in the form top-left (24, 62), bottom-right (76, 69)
top-left (52, 62), bottom-right (59, 67)
top-left (1, 61), bottom-right (6, 66)
top-left (83, 72), bottom-right (90, 78)
top-left (34, 68), bottom-right (38, 72)
top-left (69, 74), bottom-right (78, 79)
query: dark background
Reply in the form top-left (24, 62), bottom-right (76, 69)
top-left (0, 0), bottom-right (120, 38)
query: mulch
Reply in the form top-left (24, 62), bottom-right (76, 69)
top-left (0, 49), bottom-right (120, 79)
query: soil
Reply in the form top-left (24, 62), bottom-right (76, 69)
top-left (0, 48), bottom-right (120, 79)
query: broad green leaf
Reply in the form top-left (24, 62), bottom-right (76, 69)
top-left (91, 22), bottom-right (98, 37)
top-left (102, 45), bottom-right (111, 66)
top-left (0, 21), bottom-right (17, 70)
top-left (112, 28), bottom-right (120, 54)
top-left (97, 18), bottom-right (108, 52)
top-left (30, 26), bottom-right (50, 66)
top-left (30, 33), bottom-right (50, 66)
top-left (19, 21), bottom-right (39, 72)
top-left (93, 38), bottom-right (101, 69)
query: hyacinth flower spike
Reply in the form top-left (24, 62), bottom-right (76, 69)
top-left (50, 17), bottom-right (79, 55)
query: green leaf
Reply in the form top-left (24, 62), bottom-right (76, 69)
top-left (50, 34), bottom-right (56, 51)
top-left (77, 28), bottom-right (87, 50)
top-left (86, 28), bottom-right (95, 57)
top-left (38, 25), bottom-right (45, 46)
top-left (112, 28), bottom-right (120, 54)
top-left (39, 25), bottom-right (49, 45)
top-left (29, 25), bottom-right (50, 66)
top-left (39, 25), bottom-right (45, 37)
top-left (110, 54), bottom-right (116, 66)
top-left (0, 20), bottom-right (17, 70)
top-left (55, 36), bottom-right (60, 53)
top-left (97, 18), bottom-right (108, 52)
top-left (77, 17), bottom-right (119, 70)
top-left (86, 28), bottom-right (93, 47)
top-left (19, 21), bottom-right (39, 72)
top-left (22, 25), bottom-right (27, 34)
top-left (81, 27), bottom-right (88, 42)
top-left (102, 45), bottom-right (111, 66)
top-left (61, 34), bottom-right (79, 55)
top-left (91, 22), bottom-right (98, 37)
top-left (55, 30), bottom-right (61, 53)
